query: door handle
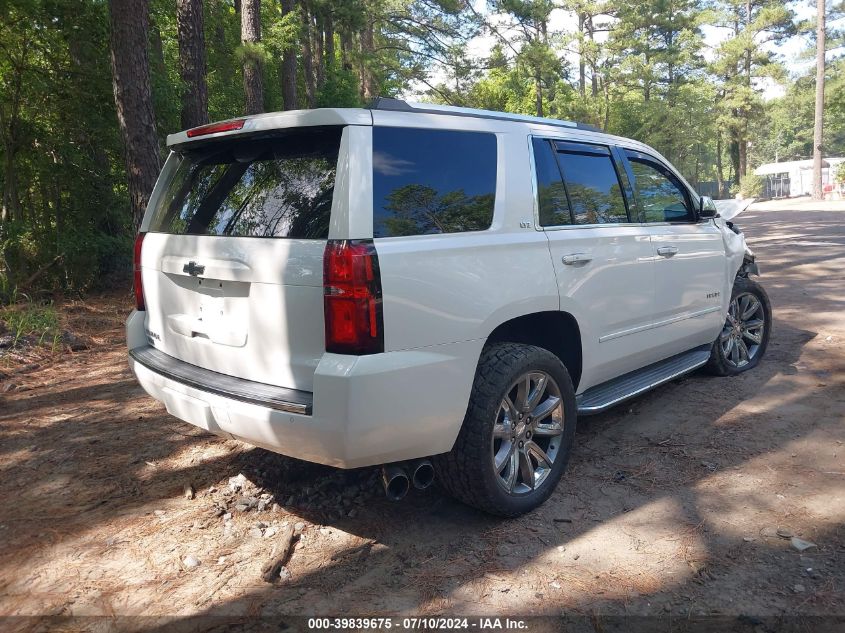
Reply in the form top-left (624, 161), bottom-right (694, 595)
top-left (657, 246), bottom-right (679, 258)
top-left (562, 253), bottom-right (592, 266)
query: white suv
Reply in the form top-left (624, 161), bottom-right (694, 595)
top-left (127, 99), bottom-right (770, 516)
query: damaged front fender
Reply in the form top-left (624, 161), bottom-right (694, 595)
top-left (716, 216), bottom-right (760, 284)
top-left (739, 252), bottom-right (760, 277)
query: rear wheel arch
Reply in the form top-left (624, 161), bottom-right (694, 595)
top-left (484, 311), bottom-right (583, 391)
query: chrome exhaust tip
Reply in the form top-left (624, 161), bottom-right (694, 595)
top-left (381, 464), bottom-right (410, 501)
top-left (411, 459), bottom-right (435, 490)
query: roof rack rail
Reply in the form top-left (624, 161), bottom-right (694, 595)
top-left (366, 97), bottom-right (601, 132)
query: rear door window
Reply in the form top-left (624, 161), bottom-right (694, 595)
top-left (553, 141), bottom-right (629, 225)
top-left (532, 137), bottom-right (572, 226)
top-left (372, 127), bottom-right (497, 237)
top-left (148, 127), bottom-right (341, 239)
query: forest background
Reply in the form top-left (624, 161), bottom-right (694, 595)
top-left (1, 0), bottom-right (844, 296)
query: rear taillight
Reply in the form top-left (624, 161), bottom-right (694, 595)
top-left (134, 233), bottom-right (145, 311)
top-left (323, 240), bottom-right (384, 355)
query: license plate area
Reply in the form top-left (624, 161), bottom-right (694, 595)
top-left (164, 274), bottom-right (250, 347)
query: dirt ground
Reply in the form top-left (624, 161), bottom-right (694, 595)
top-left (1, 200), bottom-right (844, 626)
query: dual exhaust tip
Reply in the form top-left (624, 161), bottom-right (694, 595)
top-left (381, 459), bottom-right (435, 501)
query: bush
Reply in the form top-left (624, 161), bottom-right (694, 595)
top-left (0, 300), bottom-right (61, 350)
top-left (833, 163), bottom-right (845, 185)
top-left (738, 174), bottom-right (765, 199)
top-left (1, 221), bottom-right (132, 297)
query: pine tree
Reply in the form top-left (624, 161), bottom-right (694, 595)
top-left (176, 0), bottom-right (209, 129)
top-left (241, 0), bottom-right (265, 114)
top-left (108, 0), bottom-right (161, 230)
top-left (812, 0), bottom-right (826, 199)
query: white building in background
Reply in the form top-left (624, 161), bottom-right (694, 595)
top-left (754, 157), bottom-right (845, 198)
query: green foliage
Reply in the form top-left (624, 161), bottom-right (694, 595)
top-left (0, 0), bottom-right (129, 295)
top-left (738, 173), bottom-right (765, 199)
top-left (0, 300), bottom-right (60, 350)
top-left (2, 221), bottom-right (132, 294)
top-left (833, 163), bottom-right (845, 185)
top-left (1, 0), bottom-right (843, 302)
top-left (316, 66), bottom-right (362, 108)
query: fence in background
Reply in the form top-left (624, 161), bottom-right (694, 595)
top-left (762, 174), bottom-right (791, 199)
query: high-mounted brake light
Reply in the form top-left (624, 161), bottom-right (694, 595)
top-left (323, 240), bottom-right (384, 355)
top-left (186, 119), bottom-right (246, 138)
top-left (133, 233), bottom-right (146, 311)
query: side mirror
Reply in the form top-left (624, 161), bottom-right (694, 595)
top-left (698, 196), bottom-right (718, 219)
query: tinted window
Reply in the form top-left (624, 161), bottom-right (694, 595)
top-left (372, 127), bottom-right (496, 237)
top-left (555, 144), bottom-right (628, 224)
top-left (532, 138), bottom-right (571, 226)
top-left (628, 156), bottom-right (692, 222)
top-left (148, 127), bottom-right (340, 238)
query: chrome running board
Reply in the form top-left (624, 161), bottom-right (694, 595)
top-left (576, 345), bottom-right (711, 415)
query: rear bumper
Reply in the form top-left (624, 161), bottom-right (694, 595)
top-left (130, 346), bottom-right (312, 415)
top-left (127, 311), bottom-right (482, 468)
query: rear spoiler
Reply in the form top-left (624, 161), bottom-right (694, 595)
top-left (166, 108), bottom-right (372, 148)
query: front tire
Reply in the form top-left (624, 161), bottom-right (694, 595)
top-left (705, 277), bottom-right (771, 376)
top-left (434, 343), bottom-right (577, 517)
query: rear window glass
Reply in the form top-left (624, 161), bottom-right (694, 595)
top-left (148, 127), bottom-right (341, 238)
top-left (372, 127), bottom-right (497, 238)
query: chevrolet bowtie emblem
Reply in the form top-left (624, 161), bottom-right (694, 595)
top-left (183, 261), bottom-right (205, 277)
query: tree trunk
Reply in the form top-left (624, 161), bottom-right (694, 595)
top-left (716, 129), bottom-right (724, 198)
top-left (302, 3), bottom-right (316, 107)
top-left (281, 0), bottom-right (298, 110)
top-left (0, 42), bottom-right (27, 225)
top-left (325, 12), bottom-right (335, 69)
top-left (2, 143), bottom-right (20, 224)
top-left (241, 0), bottom-right (264, 115)
top-left (693, 144), bottom-right (700, 190)
top-left (739, 0), bottom-right (752, 178)
top-left (360, 17), bottom-right (377, 102)
top-left (149, 20), bottom-right (165, 73)
top-left (587, 15), bottom-right (597, 98)
top-left (177, 0), bottom-right (209, 130)
top-left (534, 21), bottom-right (544, 117)
top-left (314, 11), bottom-right (325, 88)
top-left (812, 0), bottom-right (826, 199)
top-left (602, 74), bottom-right (610, 130)
top-left (729, 138), bottom-right (740, 186)
top-left (340, 29), bottom-right (352, 71)
top-left (108, 0), bottom-right (162, 232)
top-left (357, 33), bottom-right (366, 102)
top-left (578, 12), bottom-right (586, 98)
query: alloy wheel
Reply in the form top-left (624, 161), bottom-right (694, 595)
top-left (720, 291), bottom-right (765, 368)
top-left (491, 371), bottom-right (565, 495)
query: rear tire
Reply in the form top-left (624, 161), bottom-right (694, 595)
top-left (434, 343), bottom-right (577, 517)
top-left (704, 277), bottom-right (771, 376)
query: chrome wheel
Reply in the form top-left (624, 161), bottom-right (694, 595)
top-left (721, 291), bottom-right (765, 368)
top-left (491, 371), bottom-right (565, 495)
